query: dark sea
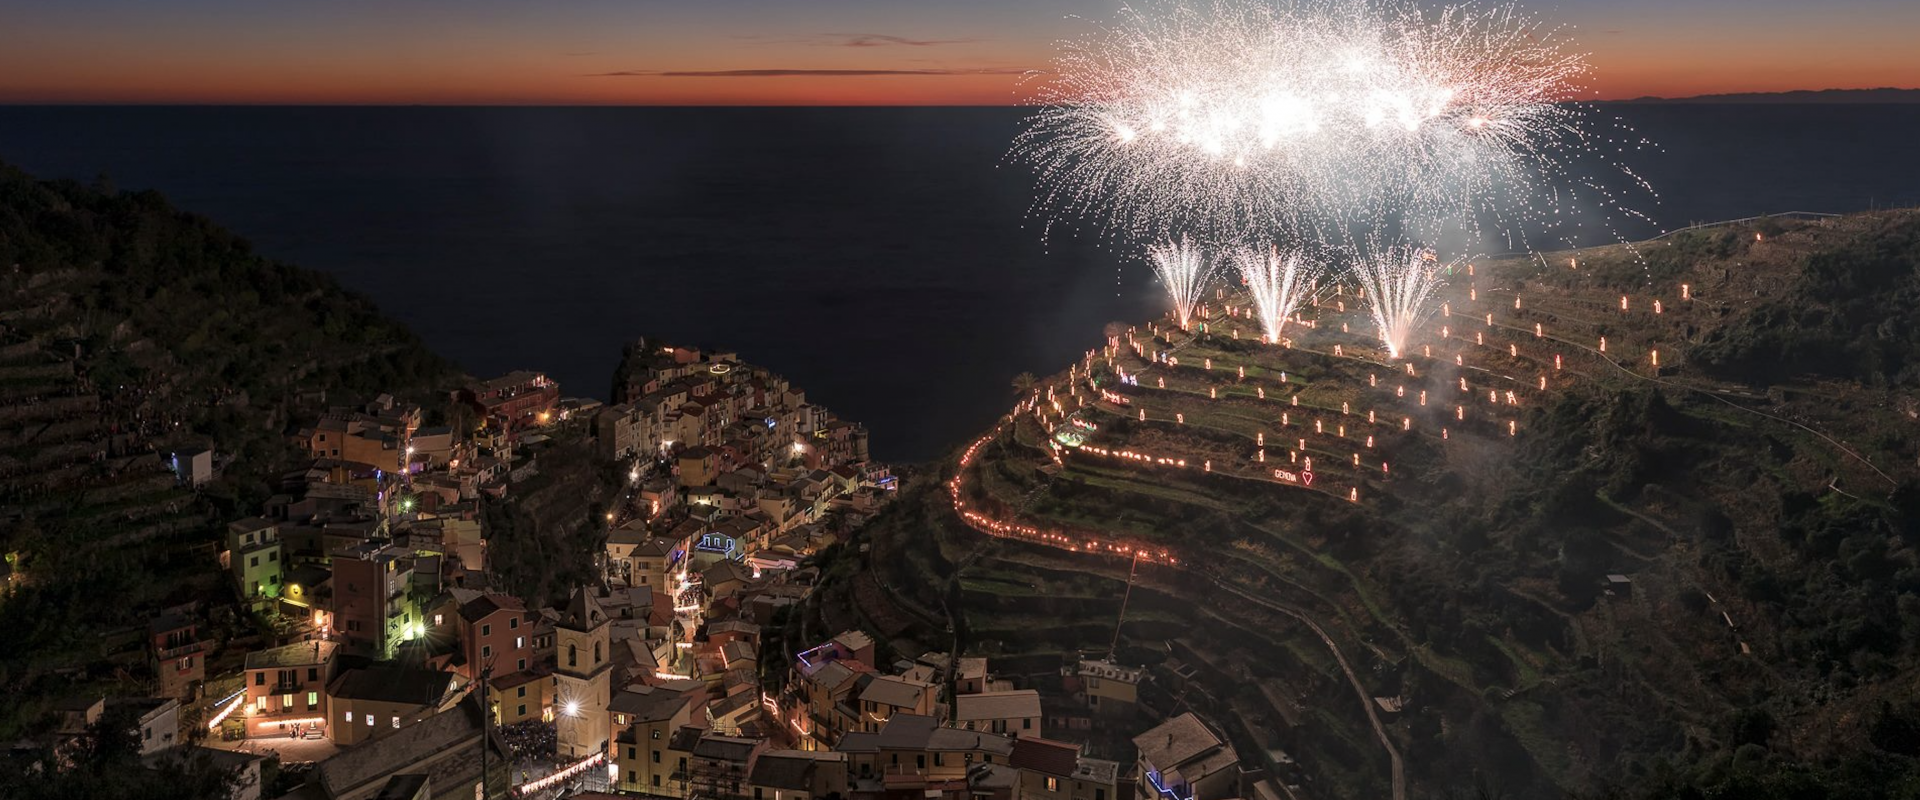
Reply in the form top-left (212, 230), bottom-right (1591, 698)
top-left (0, 105), bottom-right (1916, 462)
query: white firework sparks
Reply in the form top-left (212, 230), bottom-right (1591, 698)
top-left (1014, 0), bottom-right (1652, 251)
top-left (1146, 238), bottom-right (1216, 328)
top-left (1351, 243), bottom-right (1449, 359)
top-left (1234, 246), bottom-right (1324, 343)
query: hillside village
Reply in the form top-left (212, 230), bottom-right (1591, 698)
top-left (11, 336), bottom-right (1256, 800)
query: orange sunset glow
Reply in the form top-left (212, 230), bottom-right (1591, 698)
top-left (1, 0), bottom-right (1915, 105)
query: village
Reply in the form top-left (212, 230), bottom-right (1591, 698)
top-left (32, 338), bottom-right (1250, 800)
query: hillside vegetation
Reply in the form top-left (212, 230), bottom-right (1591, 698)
top-left (0, 163), bottom-right (459, 734)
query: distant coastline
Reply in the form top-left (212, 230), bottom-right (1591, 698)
top-left (1607, 87), bottom-right (1920, 104)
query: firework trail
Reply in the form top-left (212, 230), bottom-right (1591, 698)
top-left (1234, 246), bottom-right (1325, 343)
top-left (1351, 243), bottom-right (1449, 359)
top-left (1147, 238), bottom-right (1217, 328)
top-left (1013, 0), bottom-right (1653, 252)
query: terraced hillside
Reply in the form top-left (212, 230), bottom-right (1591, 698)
top-left (813, 212), bottom-right (1920, 799)
top-left (0, 165), bottom-right (458, 734)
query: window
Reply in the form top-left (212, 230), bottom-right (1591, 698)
top-left (568, 644), bottom-right (577, 668)
top-left (916, 755), bottom-right (926, 770)
top-left (518, 704), bottom-right (527, 717)
top-left (594, 642), bottom-right (602, 663)
top-left (482, 623), bottom-right (491, 637)
top-left (629, 771), bottom-right (637, 785)
top-left (651, 729), bottom-right (661, 740)
top-left (307, 691), bottom-right (319, 710)
top-left (652, 750), bottom-right (661, 763)
top-left (308, 667), bottom-right (318, 682)
top-left (1024, 718), bottom-right (1033, 730)
top-left (178, 656), bottom-right (192, 670)
top-left (249, 556), bottom-right (259, 568)
top-left (517, 686), bottom-right (527, 698)
top-left (482, 645), bottom-right (492, 659)
top-left (755, 789), bottom-right (764, 800)
top-left (518, 658), bottom-right (527, 671)
top-left (366, 715), bottom-right (373, 727)
top-left (345, 712), bottom-right (355, 723)
top-left (934, 753), bottom-right (944, 767)
top-left (627, 747), bottom-right (636, 760)
top-left (1097, 790), bottom-right (1106, 800)
top-left (268, 551), bottom-right (278, 562)
top-left (434, 613), bottom-right (444, 626)
top-left (652, 776), bottom-right (662, 788)
top-left (392, 716), bottom-right (400, 728)
top-left (282, 693), bottom-right (292, 709)
top-left (1046, 778), bottom-right (1059, 792)
top-left (510, 617), bottom-right (520, 630)
top-left (255, 672), bottom-right (265, 686)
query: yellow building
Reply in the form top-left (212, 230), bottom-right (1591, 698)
top-left (489, 670), bottom-right (549, 727)
top-left (1076, 660), bottom-right (1142, 718)
top-left (610, 683), bottom-right (701, 796)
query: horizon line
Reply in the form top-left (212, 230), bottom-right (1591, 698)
top-left (2, 87), bottom-right (1916, 109)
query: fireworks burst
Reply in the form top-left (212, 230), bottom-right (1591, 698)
top-left (1351, 243), bottom-right (1449, 359)
top-left (1146, 237), bottom-right (1217, 328)
top-left (1014, 0), bottom-right (1653, 252)
top-left (1234, 246), bottom-right (1324, 342)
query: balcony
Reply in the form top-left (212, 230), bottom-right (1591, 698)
top-left (157, 641), bottom-right (207, 661)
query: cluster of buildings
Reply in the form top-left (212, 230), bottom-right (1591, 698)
top-left (37, 341), bottom-right (1276, 800)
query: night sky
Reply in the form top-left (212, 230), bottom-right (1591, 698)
top-left (2, 0), bottom-right (1916, 104)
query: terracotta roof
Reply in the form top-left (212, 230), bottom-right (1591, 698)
top-left (1010, 738), bottom-right (1080, 778)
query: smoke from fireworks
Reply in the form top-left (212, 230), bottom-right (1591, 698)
top-left (1147, 238), bottom-right (1216, 328)
top-left (1014, 0), bottom-right (1652, 251)
top-left (1234, 246), bottom-right (1324, 343)
top-left (1351, 244), bottom-right (1449, 359)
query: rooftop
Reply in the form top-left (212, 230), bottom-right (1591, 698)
top-left (244, 640), bottom-right (338, 671)
top-left (750, 750), bottom-right (846, 791)
top-left (1133, 712), bottom-right (1225, 773)
top-left (326, 667), bottom-right (454, 707)
top-left (609, 685), bottom-right (695, 724)
top-left (954, 690), bottom-right (1040, 723)
top-left (858, 675), bottom-right (932, 710)
top-left (1009, 737), bottom-right (1080, 778)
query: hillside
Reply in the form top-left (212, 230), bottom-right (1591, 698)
top-left (806, 212), bottom-right (1920, 799)
top-left (1614, 88), bottom-right (1920, 104)
top-left (0, 163), bottom-right (460, 733)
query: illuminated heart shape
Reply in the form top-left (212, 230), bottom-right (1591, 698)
top-left (1301, 471), bottom-right (1315, 487)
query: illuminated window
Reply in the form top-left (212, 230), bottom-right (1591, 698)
top-left (392, 716), bottom-right (400, 728)
top-left (434, 613), bottom-right (443, 626)
top-left (516, 636), bottom-right (524, 649)
top-left (307, 692), bottom-right (318, 710)
top-left (1047, 778), bottom-right (1059, 792)
top-left (345, 712), bottom-right (354, 723)
top-left (282, 694), bottom-right (292, 709)
top-left (366, 715), bottom-right (373, 727)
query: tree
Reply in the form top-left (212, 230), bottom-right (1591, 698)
top-left (0, 705), bottom-right (244, 800)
